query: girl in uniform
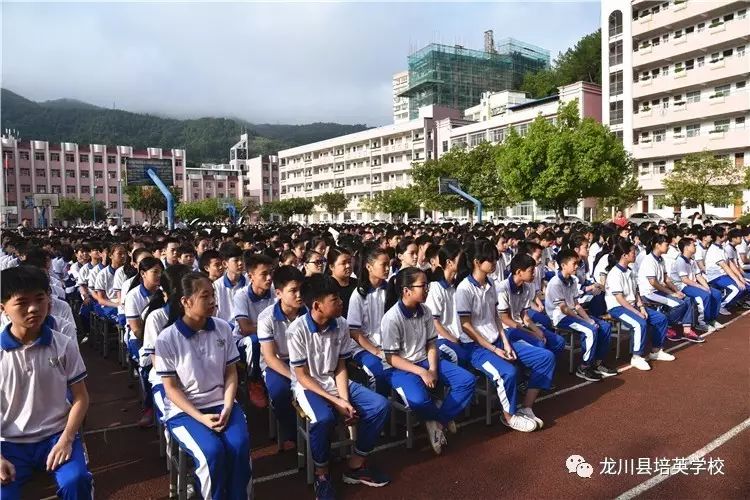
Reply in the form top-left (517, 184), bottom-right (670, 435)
top-left (327, 246), bottom-right (356, 317)
top-left (303, 250), bottom-right (326, 278)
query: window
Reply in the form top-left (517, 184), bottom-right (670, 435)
top-left (66, 186), bottom-right (76, 194)
top-left (610, 101), bottom-right (623, 125)
top-left (34, 152), bottom-right (45, 161)
top-left (105, 171), bottom-right (115, 180)
top-left (722, 48), bottom-right (734, 58)
top-left (79, 154), bottom-right (88, 162)
top-left (738, 45), bottom-right (746, 57)
top-left (94, 155), bottom-right (103, 164)
top-left (736, 117), bottom-right (746, 129)
top-left (714, 84), bottom-right (731, 97)
top-left (4, 184), bottom-right (13, 193)
top-left (94, 171), bottom-right (103, 179)
top-left (51, 185), bottom-right (61, 194)
top-left (685, 59), bottom-right (694, 71)
top-left (81, 185), bottom-right (90, 194)
top-left (65, 153), bottom-right (75, 162)
top-left (739, 9), bottom-right (747, 19)
top-left (109, 202), bottom-right (117, 209)
top-left (19, 152), bottom-right (29, 160)
top-left (37, 186), bottom-right (47, 194)
top-left (80, 170), bottom-right (89, 178)
top-left (19, 168), bottom-right (30, 176)
top-left (50, 153), bottom-right (60, 162)
top-left (686, 123), bottom-right (701, 137)
top-left (491, 128), bottom-right (507, 143)
top-left (107, 155), bottom-right (116, 164)
top-left (469, 132), bottom-right (486, 147)
top-left (35, 168), bottom-right (46, 177)
top-left (516, 124), bottom-right (529, 137)
top-left (713, 119), bottom-right (730, 132)
top-left (653, 129), bottom-right (666, 142)
top-left (21, 184), bottom-right (31, 193)
top-left (175, 159), bottom-right (182, 167)
top-left (175, 174), bottom-right (183, 181)
top-left (229, 182), bottom-right (235, 189)
top-left (608, 11), bottom-right (622, 37)
top-left (609, 40), bottom-right (623, 66)
top-left (609, 71), bottom-right (623, 96)
top-left (50, 169), bottom-right (60, 177)
top-left (108, 186), bottom-right (117, 194)
top-left (192, 182), bottom-right (198, 188)
top-left (686, 90), bottom-right (701, 103)
top-left (95, 186), bottom-right (104, 194)
top-left (640, 162), bottom-right (650, 175)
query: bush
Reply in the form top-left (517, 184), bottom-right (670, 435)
top-left (735, 213), bottom-right (750, 226)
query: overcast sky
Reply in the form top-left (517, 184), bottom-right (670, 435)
top-left (2, 1), bottom-right (600, 126)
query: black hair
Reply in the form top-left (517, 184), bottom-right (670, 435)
top-left (384, 267), bottom-right (426, 312)
top-left (176, 244), bottom-right (196, 258)
top-left (393, 237), bottom-right (417, 271)
top-left (144, 264), bottom-right (190, 324)
top-left (727, 228), bottom-right (742, 241)
top-left (198, 249), bottom-right (223, 274)
top-left (243, 252), bottom-right (274, 272)
top-left (356, 246), bottom-right (389, 297)
top-left (556, 248), bottom-right (579, 267)
top-left (1, 265), bottom-right (50, 303)
top-left (126, 256), bottom-right (164, 295)
top-left (457, 237), bottom-right (498, 283)
top-left (325, 246), bottom-right (352, 277)
top-left (429, 239), bottom-right (462, 283)
top-left (219, 243), bottom-right (243, 260)
top-left (22, 247), bottom-right (50, 269)
top-left (649, 234), bottom-right (669, 253)
top-left (607, 239), bottom-right (636, 271)
top-left (301, 274), bottom-right (340, 309)
top-left (509, 254), bottom-right (536, 275)
top-left (711, 226), bottom-right (725, 240)
top-left (273, 265), bottom-right (305, 290)
top-left (169, 272), bottom-right (213, 324)
top-left (678, 237), bottom-right (694, 253)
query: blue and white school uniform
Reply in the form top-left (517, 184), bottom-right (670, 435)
top-left (425, 278), bottom-right (470, 365)
top-left (51, 296), bottom-right (76, 330)
top-left (694, 242), bottom-right (708, 271)
top-left (232, 282), bottom-right (273, 376)
top-left (288, 313), bottom-right (388, 468)
top-left (605, 264), bottom-right (668, 355)
top-left (92, 264), bottom-right (118, 319)
top-left (545, 272), bottom-right (612, 366)
top-left (705, 243), bottom-right (745, 308)
top-left (575, 259), bottom-right (606, 316)
top-left (112, 267), bottom-right (130, 326)
top-left (637, 253), bottom-right (695, 327)
top-left (155, 317), bottom-right (251, 500)
top-left (382, 301), bottom-right (474, 425)
top-left (527, 259), bottom-right (555, 330)
top-left (724, 242), bottom-right (750, 285)
top-left (0, 324), bottom-right (93, 500)
top-left (454, 275), bottom-right (519, 416)
top-left (213, 274), bottom-right (247, 326)
top-left (143, 305), bottom-right (170, 420)
top-left (669, 255), bottom-right (722, 324)
top-left (256, 300), bottom-right (307, 442)
top-left (346, 283), bottom-right (390, 394)
top-left (125, 284), bottom-right (158, 411)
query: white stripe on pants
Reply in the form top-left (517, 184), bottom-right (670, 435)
top-left (616, 313), bottom-right (644, 354)
top-left (171, 426), bottom-right (212, 500)
top-left (481, 361), bottom-right (511, 413)
top-left (644, 292), bottom-right (681, 308)
top-left (566, 322), bottom-right (596, 363)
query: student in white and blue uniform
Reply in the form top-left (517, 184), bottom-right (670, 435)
top-left (382, 267), bottom-right (475, 454)
top-left (347, 247), bottom-right (392, 395)
top-left (424, 241), bottom-right (470, 366)
top-left (670, 238), bottom-right (722, 330)
top-left (704, 227), bottom-right (747, 311)
top-left (605, 240), bottom-right (674, 371)
top-left (257, 266), bottom-right (307, 446)
top-left (570, 235), bottom-right (606, 317)
top-left (212, 245), bottom-right (246, 325)
top-left (155, 272), bottom-right (251, 500)
top-left (287, 274), bottom-right (390, 499)
top-left (454, 238), bottom-right (537, 433)
top-left (545, 249), bottom-right (615, 382)
top-left (0, 266), bottom-right (93, 500)
top-left (92, 244), bottom-right (128, 321)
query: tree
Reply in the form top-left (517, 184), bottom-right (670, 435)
top-left (79, 200), bottom-right (108, 223)
top-left (601, 169), bottom-right (643, 212)
top-left (54, 197), bottom-right (107, 223)
top-left (316, 192), bottom-right (349, 219)
top-left (175, 198), bottom-right (232, 222)
top-left (288, 198), bottom-right (315, 220)
top-left (124, 185), bottom-right (181, 222)
top-left (379, 187), bottom-right (420, 221)
top-left (662, 151), bottom-right (745, 214)
top-left (358, 195), bottom-right (380, 216)
top-left (496, 100), bottom-right (630, 221)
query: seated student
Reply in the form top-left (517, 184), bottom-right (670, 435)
top-left (0, 266), bottom-right (93, 499)
top-left (669, 238), bottom-right (723, 333)
top-left (382, 266), bottom-right (474, 454)
top-left (257, 266), bottom-right (307, 450)
top-left (705, 227), bottom-right (748, 313)
top-left (694, 230), bottom-right (712, 274)
top-left (124, 256), bottom-right (165, 428)
top-left (391, 238), bottom-right (419, 277)
top-left (303, 250), bottom-right (326, 278)
top-left (92, 244), bottom-right (128, 321)
top-left (522, 242), bottom-right (555, 331)
top-left (347, 247), bottom-right (391, 395)
top-left (415, 234), bottom-right (433, 271)
top-left (496, 254), bottom-right (560, 426)
top-left (160, 237), bottom-right (181, 268)
top-left (737, 228), bottom-right (750, 277)
top-left (725, 229), bottom-right (750, 291)
top-left (213, 244), bottom-right (246, 324)
top-left (605, 240), bottom-right (675, 371)
top-left (488, 234), bottom-right (509, 288)
top-left (327, 247), bottom-right (356, 318)
top-left (545, 249), bottom-right (616, 382)
top-left (233, 252), bottom-right (275, 408)
top-left (425, 241), bottom-right (470, 366)
top-left (199, 249), bottom-right (225, 283)
top-left (176, 244), bottom-right (197, 269)
top-left (637, 234), bottom-right (699, 341)
top-left (287, 274), bottom-right (390, 499)
top-left (570, 235), bottom-right (606, 317)
top-left (455, 239), bottom-right (537, 432)
top-left (155, 272), bottom-right (252, 500)
top-left (114, 248), bottom-right (152, 328)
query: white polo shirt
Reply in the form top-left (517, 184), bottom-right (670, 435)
top-left (287, 314), bottom-right (351, 396)
top-left (669, 255), bottom-right (700, 291)
top-left (155, 317), bottom-right (239, 420)
top-left (112, 267), bottom-right (128, 296)
top-left (0, 315), bottom-right (77, 344)
top-left (637, 253), bottom-right (666, 296)
top-left (118, 275), bottom-right (136, 317)
top-left (213, 274), bottom-right (247, 324)
top-left (455, 274), bottom-right (499, 344)
top-left (496, 277), bottom-right (533, 324)
top-left (425, 280), bottom-right (461, 340)
top-left (76, 262), bottom-right (94, 287)
top-left (592, 254), bottom-right (610, 285)
top-left (0, 324), bottom-right (87, 443)
top-left (69, 261), bottom-right (84, 283)
top-left (143, 306), bottom-right (170, 386)
top-left (256, 300), bottom-right (307, 371)
top-left (51, 296), bottom-right (76, 328)
top-left (694, 242), bottom-right (708, 266)
top-left (664, 245), bottom-right (681, 276)
top-left (232, 283), bottom-right (274, 340)
top-left (737, 238), bottom-right (749, 267)
top-left (633, 244), bottom-right (647, 277)
top-left (93, 265), bottom-right (118, 299)
top-left (605, 264), bottom-right (637, 310)
top-left (544, 272), bottom-right (582, 326)
top-left (723, 242), bottom-right (740, 268)
top-left (347, 283), bottom-right (387, 353)
top-left (381, 302), bottom-right (436, 364)
top-left (704, 243), bottom-right (728, 282)
top-left (489, 258), bottom-right (507, 289)
top-left (87, 263), bottom-right (105, 290)
top-left (588, 242), bottom-right (602, 275)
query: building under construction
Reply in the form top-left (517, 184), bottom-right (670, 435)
top-left (400, 33), bottom-right (550, 119)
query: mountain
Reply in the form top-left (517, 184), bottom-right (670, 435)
top-left (0, 89), bottom-right (370, 164)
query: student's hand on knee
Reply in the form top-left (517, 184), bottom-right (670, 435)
top-left (198, 412), bottom-right (222, 431)
top-left (420, 369), bottom-right (437, 389)
top-left (334, 398), bottom-right (356, 420)
top-left (46, 436), bottom-right (73, 471)
top-left (0, 457), bottom-right (16, 485)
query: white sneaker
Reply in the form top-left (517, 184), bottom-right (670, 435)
top-left (648, 349), bottom-right (675, 362)
top-left (630, 355), bottom-right (651, 371)
top-left (502, 414), bottom-right (537, 433)
top-left (425, 420), bottom-right (444, 455)
top-left (698, 321), bottom-right (716, 332)
top-left (719, 307), bottom-right (731, 316)
top-left (710, 321), bottom-right (724, 330)
top-left (518, 407), bottom-right (544, 429)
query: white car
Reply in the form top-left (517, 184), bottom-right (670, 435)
top-left (701, 214), bottom-right (736, 225)
top-left (628, 213), bottom-right (675, 226)
top-left (542, 215), bottom-right (587, 224)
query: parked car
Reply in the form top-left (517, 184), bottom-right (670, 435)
top-left (407, 217), bottom-right (424, 225)
top-left (701, 214), bottom-right (736, 225)
top-left (542, 215), bottom-right (587, 224)
top-left (369, 219), bottom-right (388, 225)
top-left (628, 213), bottom-right (675, 226)
top-left (492, 216), bottom-right (526, 225)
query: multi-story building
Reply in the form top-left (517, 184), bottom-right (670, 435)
top-left (184, 163), bottom-right (241, 202)
top-left (602, 0), bottom-right (749, 218)
top-left (228, 133), bottom-right (280, 205)
top-left (438, 81), bottom-right (604, 220)
top-left (278, 106), bottom-right (464, 222)
top-left (399, 35), bottom-right (550, 120)
top-left (393, 71), bottom-right (411, 124)
top-left (0, 133), bottom-right (186, 226)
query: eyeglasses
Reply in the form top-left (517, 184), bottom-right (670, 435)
top-left (408, 284), bottom-right (428, 289)
top-left (307, 259), bottom-right (326, 265)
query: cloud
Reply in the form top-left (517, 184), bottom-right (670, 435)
top-left (1, 2), bottom-right (600, 126)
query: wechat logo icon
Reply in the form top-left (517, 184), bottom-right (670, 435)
top-left (566, 455), bottom-right (594, 478)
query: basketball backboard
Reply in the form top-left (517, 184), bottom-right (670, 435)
top-left (33, 193), bottom-right (60, 208)
top-left (438, 177), bottom-right (460, 194)
top-left (125, 158), bottom-right (174, 187)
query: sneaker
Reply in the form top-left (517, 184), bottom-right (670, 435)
top-left (446, 420), bottom-right (457, 435)
top-left (630, 355), bottom-right (651, 371)
top-left (518, 407), bottom-right (544, 429)
top-left (137, 408), bottom-right (155, 428)
top-left (314, 474), bottom-right (336, 500)
top-left (425, 421), bottom-right (444, 455)
top-left (698, 321), bottom-right (716, 332)
top-left (710, 321), bottom-right (724, 330)
top-left (247, 380), bottom-right (268, 409)
top-left (740, 301), bottom-right (750, 310)
top-left (595, 362), bottom-right (618, 378)
top-left (342, 463), bottom-right (391, 487)
top-left (719, 307), bottom-right (731, 316)
top-left (666, 328), bottom-right (682, 342)
top-left (694, 323), bottom-right (710, 333)
top-left (501, 414), bottom-right (537, 432)
top-left (575, 365), bottom-right (602, 382)
top-left (682, 331), bottom-right (706, 343)
top-left (648, 349), bottom-right (676, 361)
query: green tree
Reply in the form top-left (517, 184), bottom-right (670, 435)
top-left (662, 151), bottom-right (745, 214)
top-left (55, 197), bottom-right (84, 222)
top-left (358, 195), bottom-right (380, 216)
top-left (377, 187), bottom-right (420, 221)
top-left (496, 100), bottom-right (630, 221)
top-left (288, 198), bottom-right (315, 220)
top-left (601, 169), bottom-right (643, 212)
top-left (124, 185), bottom-right (181, 222)
top-left (316, 192), bottom-right (349, 219)
top-left (80, 200), bottom-right (108, 223)
top-left (175, 198), bottom-right (229, 222)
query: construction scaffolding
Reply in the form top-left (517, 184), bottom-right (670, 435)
top-left (400, 38), bottom-right (550, 119)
